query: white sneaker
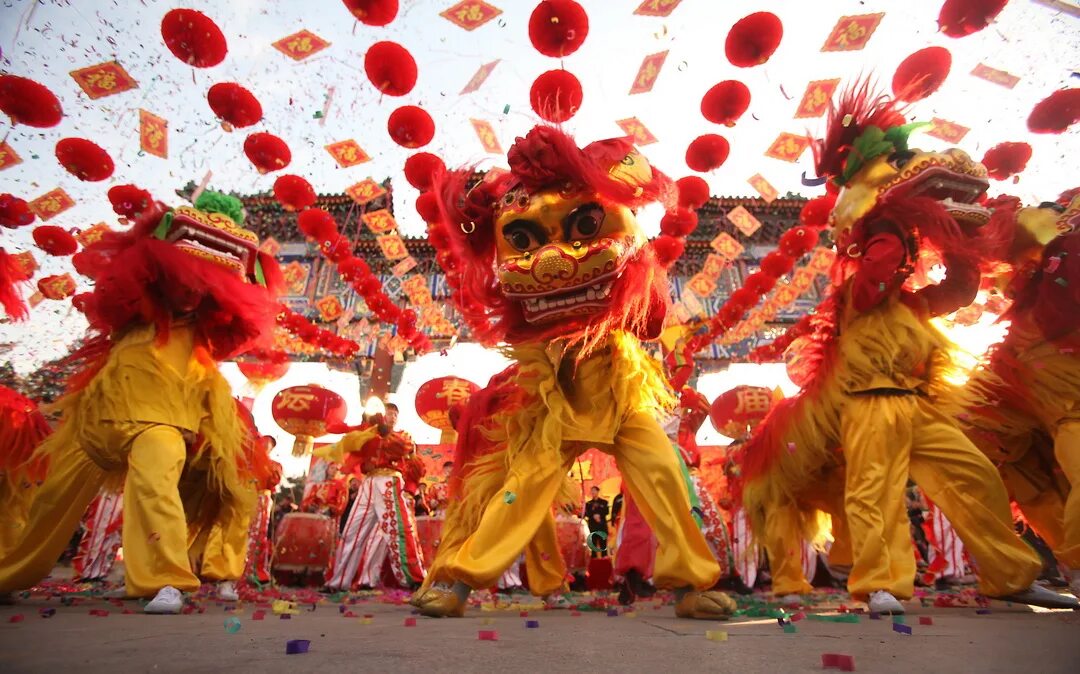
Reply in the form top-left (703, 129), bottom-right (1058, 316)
top-left (999, 583), bottom-right (1080, 610)
top-left (144, 586), bottom-right (183, 614)
top-left (544, 593), bottom-right (572, 609)
top-left (1069, 570), bottom-right (1080, 600)
top-left (868, 590), bottom-right (904, 615)
top-left (218, 580), bottom-right (239, 601)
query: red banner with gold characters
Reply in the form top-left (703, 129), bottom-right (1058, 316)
top-left (69, 61), bottom-right (138, 100)
top-left (616, 117), bottom-right (658, 146)
top-left (315, 295), bottom-right (344, 322)
top-left (629, 50), bottom-right (668, 95)
top-left (634, 0), bottom-right (682, 17)
top-left (821, 14), bottom-right (884, 52)
top-left (0, 141), bottom-right (21, 171)
top-left (808, 246), bottom-right (837, 275)
top-left (75, 223), bottom-right (111, 247)
top-left (260, 236), bottom-right (282, 257)
top-left (272, 29), bottom-right (330, 61)
top-left (970, 63), bottom-right (1020, 89)
top-left (926, 118), bottom-right (970, 144)
top-left (325, 140), bottom-right (370, 168)
top-left (701, 253), bottom-right (728, 280)
top-left (11, 251), bottom-right (37, 280)
top-left (377, 233), bottom-right (409, 260)
top-left (791, 267), bottom-right (816, 293)
top-left (765, 132), bottom-right (810, 163)
top-left (460, 60), bottom-right (500, 95)
top-left (794, 78), bottom-right (840, 118)
top-left (281, 260), bottom-right (312, 296)
top-left (362, 208), bottom-right (397, 234)
top-left (726, 205), bottom-right (762, 237)
top-left (391, 256), bottom-right (418, 277)
top-left (685, 273), bottom-right (716, 298)
top-left (29, 188), bottom-right (75, 221)
top-left (441, 1), bottom-right (502, 31)
top-left (346, 179), bottom-right (386, 205)
top-left (710, 232), bottom-right (744, 260)
top-left (747, 174), bottom-right (779, 203)
top-left (470, 119), bottom-right (502, 154)
top-left (38, 273), bottom-right (76, 301)
top-left (139, 109), bottom-right (168, 159)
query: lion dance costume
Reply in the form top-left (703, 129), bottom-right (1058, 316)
top-left (412, 126), bottom-right (735, 620)
top-left (0, 191), bottom-right (281, 606)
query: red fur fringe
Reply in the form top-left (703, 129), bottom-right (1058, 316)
top-left (0, 248), bottom-right (28, 321)
top-left (812, 79), bottom-right (907, 181)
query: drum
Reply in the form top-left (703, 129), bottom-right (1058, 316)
top-left (272, 513), bottom-right (337, 583)
top-left (415, 515), bottom-right (443, 564)
top-left (556, 516), bottom-right (587, 572)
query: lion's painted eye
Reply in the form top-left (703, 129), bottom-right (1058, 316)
top-left (565, 203), bottom-right (605, 241)
top-left (502, 220), bottom-right (547, 252)
top-left (887, 150), bottom-right (915, 170)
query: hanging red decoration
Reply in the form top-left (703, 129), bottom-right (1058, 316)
top-left (271, 385), bottom-right (348, 456)
top-left (416, 192), bottom-right (441, 223)
top-left (709, 386), bottom-right (776, 438)
top-left (364, 41), bottom-right (418, 97)
top-left (298, 208), bottom-right (339, 240)
top-left (342, 0), bottom-right (399, 25)
top-left (37, 274), bottom-right (76, 301)
top-left (273, 175), bottom-right (316, 212)
top-left (387, 106), bottom-right (435, 148)
top-left (32, 225), bottom-right (78, 256)
top-left (700, 80), bottom-right (751, 126)
top-left (107, 185), bottom-right (153, 219)
top-left (651, 235), bottom-right (685, 267)
top-left (686, 134), bottom-right (730, 172)
top-left (243, 132), bottom-right (292, 173)
top-left (238, 351), bottom-right (290, 389)
top-left (0, 194), bottom-right (36, 229)
top-left (529, 69), bottom-right (583, 123)
top-left (403, 153), bottom-right (446, 191)
top-left (676, 176), bottom-right (710, 209)
top-left (528, 0), bottom-right (589, 58)
top-left (277, 305), bottom-right (360, 358)
top-left (207, 82), bottom-right (262, 129)
top-left (0, 75), bottom-right (63, 127)
top-left (892, 47), bottom-right (952, 101)
top-left (1027, 88), bottom-right (1080, 134)
top-left (160, 9), bottom-right (228, 68)
top-left (980, 142), bottom-right (1032, 180)
top-left (725, 12), bottom-right (783, 68)
top-left (415, 376), bottom-right (479, 431)
top-left (659, 208), bottom-right (699, 238)
top-left (799, 195), bottom-right (836, 229)
top-left (54, 138), bottom-right (114, 182)
top-left (938, 0), bottom-right (1008, 38)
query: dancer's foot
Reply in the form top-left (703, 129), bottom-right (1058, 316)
top-left (674, 590), bottom-right (736, 620)
top-left (144, 586), bottom-right (183, 614)
top-left (997, 583), bottom-right (1079, 610)
top-left (414, 586), bottom-right (466, 617)
top-left (616, 583), bottom-right (635, 606)
top-left (217, 580), bottom-right (239, 601)
top-left (543, 593), bottom-right (572, 609)
top-left (868, 590), bottom-right (904, 615)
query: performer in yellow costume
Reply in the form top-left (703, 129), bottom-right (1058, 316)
top-left (0, 192), bottom-right (281, 612)
top-left (0, 386), bottom-right (50, 559)
top-left (412, 126), bottom-right (734, 619)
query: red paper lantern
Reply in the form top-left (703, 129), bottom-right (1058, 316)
top-left (938, 0), bottom-right (1008, 38)
top-left (32, 226), bottom-right (78, 256)
top-left (701, 80), bottom-right (751, 126)
top-left (238, 358), bottom-right (290, 390)
top-left (342, 0), bottom-right (398, 25)
top-left (676, 176), bottom-right (711, 209)
top-left (273, 175), bottom-right (316, 212)
top-left (271, 385), bottom-right (348, 456)
top-left (415, 376), bottom-right (479, 432)
top-left (529, 69), bottom-right (583, 123)
top-left (403, 153), bottom-right (446, 191)
top-left (686, 134), bottom-right (730, 172)
top-left (0, 195), bottom-right (36, 229)
top-left (298, 208), bottom-right (339, 241)
top-left (36, 274), bottom-right (76, 301)
top-left (207, 82), bottom-right (262, 129)
top-left (416, 192), bottom-right (441, 223)
top-left (709, 385), bottom-right (776, 439)
top-left (0, 75), bottom-right (62, 127)
top-left (54, 138), bottom-right (114, 182)
top-left (725, 12), bottom-right (783, 68)
top-left (243, 132), bottom-right (291, 173)
top-left (528, 0), bottom-right (589, 58)
top-left (387, 106), bottom-right (434, 148)
top-left (108, 185), bottom-right (153, 219)
top-left (1027, 89), bottom-right (1080, 134)
top-left (364, 41), bottom-right (417, 97)
top-left (892, 47), bottom-right (951, 102)
top-left (161, 9), bottom-right (228, 68)
top-left (981, 142), bottom-right (1032, 180)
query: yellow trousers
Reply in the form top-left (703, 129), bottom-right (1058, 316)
top-left (0, 424), bottom-right (201, 597)
top-left (181, 471), bottom-right (252, 582)
top-left (842, 394), bottom-right (1041, 601)
top-left (1051, 420), bottom-right (1080, 567)
top-left (447, 412), bottom-right (720, 591)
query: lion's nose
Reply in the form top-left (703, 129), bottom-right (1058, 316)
top-left (532, 246), bottom-right (575, 280)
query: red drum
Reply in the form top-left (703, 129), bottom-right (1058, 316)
top-left (272, 513), bottom-right (336, 583)
top-left (556, 516), bottom-right (587, 572)
top-left (415, 515), bottom-right (443, 565)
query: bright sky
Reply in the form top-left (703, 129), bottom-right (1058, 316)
top-left (1, 0), bottom-right (1077, 377)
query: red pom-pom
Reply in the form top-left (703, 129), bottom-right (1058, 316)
top-left (981, 142), bottom-right (1032, 180)
top-left (55, 138), bottom-right (114, 182)
top-left (744, 271), bottom-right (777, 296)
top-left (321, 235), bottom-right (353, 263)
top-left (273, 175), bottom-right (316, 211)
top-left (676, 176), bottom-right (710, 209)
top-left (1027, 89), bottom-right (1080, 134)
top-left (779, 227), bottom-right (819, 257)
top-left (388, 106), bottom-right (434, 148)
top-left (660, 208), bottom-right (699, 237)
top-left (339, 257), bottom-right (371, 282)
top-left (342, 0), bottom-right (398, 26)
top-left (403, 153), bottom-right (446, 191)
top-left (0, 194), bottom-right (36, 228)
top-left (892, 47), bottom-right (952, 101)
top-left (0, 75), bottom-right (62, 127)
top-left (686, 134), bottom-right (730, 172)
top-left (529, 69), bottom-right (583, 123)
top-left (358, 275), bottom-right (382, 295)
top-left (244, 132), bottom-right (291, 173)
top-left (528, 1), bottom-right (589, 58)
top-left (33, 225), bottom-right (78, 256)
top-left (651, 235), bottom-right (685, 267)
top-left (701, 80), bottom-right (751, 126)
top-left (160, 9), bottom-right (227, 68)
top-left (108, 185), bottom-right (153, 218)
top-left (207, 82), bottom-right (262, 128)
top-left (727, 287), bottom-right (757, 313)
top-left (297, 208), bottom-right (339, 241)
top-left (760, 250), bottom-right (795, 277)
top-left (364, 41), bottom-right (418, 97)
top-left (416, 192), bottom-right (441, 223)
top-left (725, 12), bottom-right (783, 68)
top-left (938, 0), bottom-right (1007, 38)
top-left (800, 195), bottom-right (836, 228)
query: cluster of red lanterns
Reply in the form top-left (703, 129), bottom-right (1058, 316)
top-left (161, 8), bottom-right (228, 68)
top-left (55, 138), bottom-right (115, 182)
top-left (0, 74), bottom-right (63, 127)
top-left (277, 305), bottom-right (360, 358)
top-left (273, 175), bottom-right (317, 212)
top-left (0, 194), bottom-right (36, 228)
top-left (651, 176), bottom-right (712, 268)
top-left (527, 2), bottom-right (587, 123)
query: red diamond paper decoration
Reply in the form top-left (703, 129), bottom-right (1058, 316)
top-left (346, 179), bottom-right (387, 206)
top-left (765, 133), bottom-right (810, 163)
top-left (747, 174), bottom-right (779, 203)
top-left (616, 118), bottom-right (658, 146)
top-left (926, 118), bottom-right (970, 144)
top-left (971, 63), bottom-right (1020, 89)
top-left (821, 14), bottom-right (884, 52)
top-left (471, 119), bottom-right (502, 154)
top-left (69, 61), bottom-right (137, 100)
top-left (461, 60), bottom-right (500, 95)
top-left (634, 0), bottom-right (683, 18)
top-left (29, 188), bottom-right (75, 221)
top-left (794, 79), bottom-right (840, 119)
top-left (629, 51), bottom-right (668, 95)
top-left (272, 30), bottom-right (331, 61)
top-left (325, 140), bottom-right (370, 168)
top-left (0, 141), bottom-right (22, 171)
top-left (441, 1), bottom-right (502, 31)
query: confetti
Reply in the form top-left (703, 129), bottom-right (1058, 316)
top-left (404, 617), bottom-right (417, 627)
top-left (9, 614), bottom-right (24, 623)
top-left (892, 623), bottom-right (912, 635)
top-left (503, 491), bottom-right (516, 504)
top-left (919, 617), bottom-right (933, 625)
top-left (478, 629), bottom-right (498, 641)
top-left (525, 619), bottom-right (540, 628)
top-left (285, 639), bottom-right (310, 655)
top-left (252, 610), bottom-right (266, 621)
top-left (975, 609), bottom-right (992, 615)
top-left (39, 608), bottom-right (56, 618)
top-left (706, 630), bottom-right (728, 641)
top-left (89, 609), bottom-right (109, 617)
top-left (821, 654), bottom-right (856, 671)
top-left (606, 608), bottom-right (619, 617)
top-left (224, 617), bottom-right (242, 633)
